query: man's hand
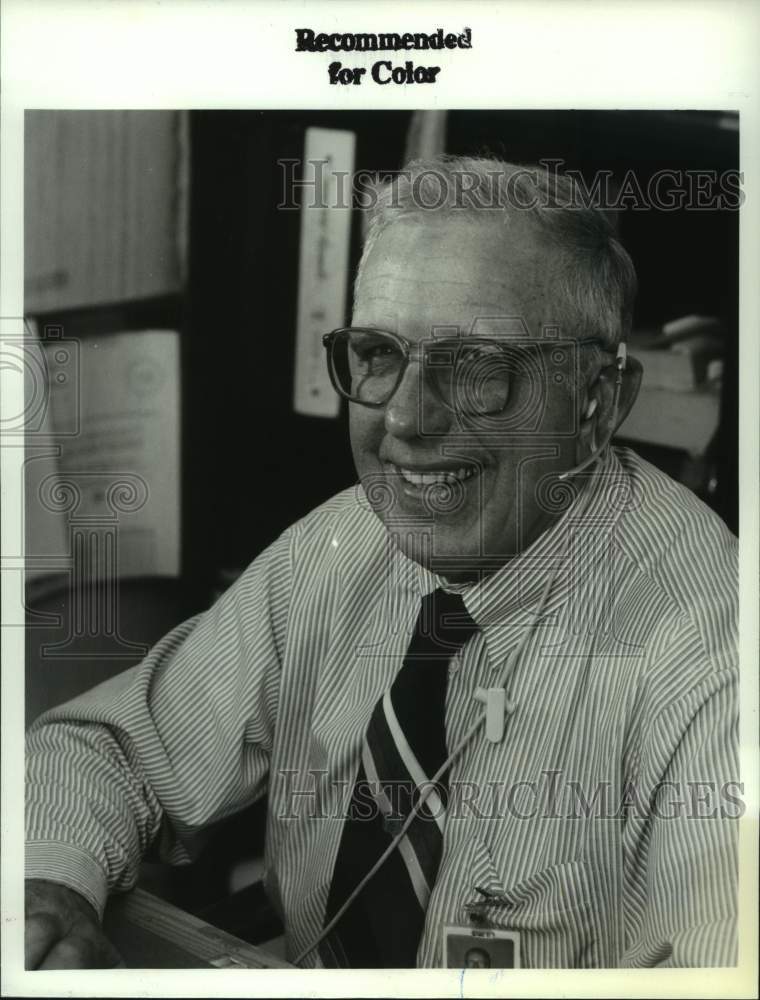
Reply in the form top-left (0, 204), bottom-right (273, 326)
top-left (25, 879), bottom-right (124, 969)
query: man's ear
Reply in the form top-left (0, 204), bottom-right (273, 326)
top-left (587, 353), bottom-right (643, 442)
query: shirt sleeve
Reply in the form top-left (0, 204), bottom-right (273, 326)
top-left (25, 527), bottom-right (294, 919)
top-left (620, 662), bottom-right (740, 967)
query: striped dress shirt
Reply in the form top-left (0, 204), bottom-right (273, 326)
top-left (26, 447), bottom-right (740, 967)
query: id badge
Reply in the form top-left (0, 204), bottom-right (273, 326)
top-left (442, 924), bottom-right (521, 968)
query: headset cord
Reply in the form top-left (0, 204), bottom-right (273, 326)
top-left (293, 559), bottom-right (562, 966)
top-left (558, 341), bottom-right (627, 481)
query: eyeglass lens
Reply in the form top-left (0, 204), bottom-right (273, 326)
top-left (330, 329), bottom-right (520, 414)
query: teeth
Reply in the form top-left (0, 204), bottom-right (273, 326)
top-left (396, 465), bottom-right (477, 487)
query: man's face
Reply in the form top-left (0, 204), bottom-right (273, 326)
top-left (465, 947), bottom-right (491, 968)
top-left (349, 216), bottom-right (582, 580)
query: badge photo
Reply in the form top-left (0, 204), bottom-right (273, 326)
top-left (442, 924), bottom-right (521, 968)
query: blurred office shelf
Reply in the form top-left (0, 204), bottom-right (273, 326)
top-left (618, 387), bottom-right (720, 458)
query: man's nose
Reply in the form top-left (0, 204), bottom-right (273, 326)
top-left (384, 360), bottom-right (450, 439)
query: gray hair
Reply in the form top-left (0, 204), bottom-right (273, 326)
top-left (354, 155), bottom-right (637, 348)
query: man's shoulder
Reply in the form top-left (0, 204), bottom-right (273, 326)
top-left (614, 446), bottom-right (736, 560)
top-left (612, 446), bottom-right (737, 647)
top-left (282, 483), bottom-right (388, 567)
top-left (290, 482), bottom-right (378, 530)
top-left (602, 449), bottom-right (738, 721)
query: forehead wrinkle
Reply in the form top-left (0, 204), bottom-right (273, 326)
top-left (363, 249), bottom-right (547, 304)
top-left (357, 277), bottom-right (538, 334)
top-left (355, 216), bottom-right (561, 338)
top-left (358, 270), bottom-right (516, 307)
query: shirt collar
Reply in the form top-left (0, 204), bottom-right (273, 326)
top-left (395, 447), bottom-right (630, 631)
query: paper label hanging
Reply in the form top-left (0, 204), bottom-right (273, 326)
top-left (293, 127), bottom-right (356, 418)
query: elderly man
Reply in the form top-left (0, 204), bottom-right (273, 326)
top-left (25, 157), bottom-right (738, 969)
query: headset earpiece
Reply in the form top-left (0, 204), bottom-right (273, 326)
top-left (558, 339), bottom-right (628, 481)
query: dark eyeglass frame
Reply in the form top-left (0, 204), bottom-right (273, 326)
top-left (322, 326), bottom-right (606, 412)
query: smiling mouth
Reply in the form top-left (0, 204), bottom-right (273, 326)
top-left (387, 463), bottom-right (481, 488)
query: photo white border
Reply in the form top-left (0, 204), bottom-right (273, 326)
top-left (2, 1), bottom-right (758, 997)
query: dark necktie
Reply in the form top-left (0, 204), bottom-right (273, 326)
top-left (319, 588), bottom-right (479, 967)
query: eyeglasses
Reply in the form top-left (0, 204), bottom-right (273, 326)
top-left (323, 327), bottom-right (603, 416)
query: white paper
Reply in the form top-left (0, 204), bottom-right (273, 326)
top-left (21, 319), bottom-right (71, 585)
top-left (293, 127), bottom-right (355, 418)
top-left (41, 329), bottom-right (182, 579)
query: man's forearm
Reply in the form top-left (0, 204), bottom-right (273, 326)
top-left (26, 712), bottom-right (164, 915)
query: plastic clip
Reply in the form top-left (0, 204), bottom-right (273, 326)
top-left (473, 686), bottom-right (508, 743)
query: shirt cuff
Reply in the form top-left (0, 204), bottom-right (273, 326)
top-left (26, 840), bottom-right (109, 920)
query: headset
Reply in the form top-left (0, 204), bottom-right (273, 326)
top-left (558, 341), bottom-right (628, 481)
